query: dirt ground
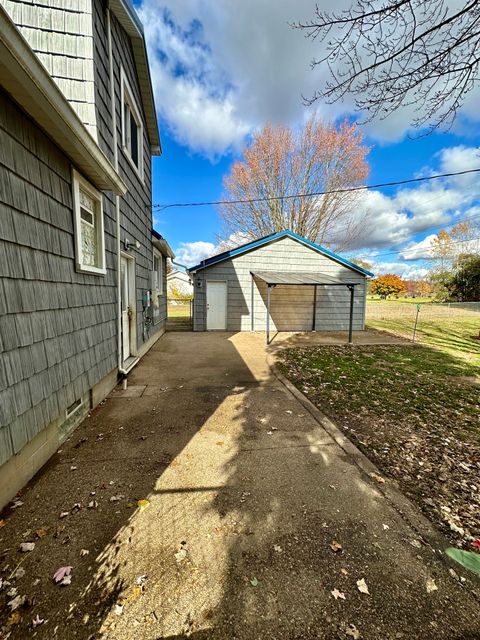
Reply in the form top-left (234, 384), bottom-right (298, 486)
top-left (0, 331), bottom-right (479, 640)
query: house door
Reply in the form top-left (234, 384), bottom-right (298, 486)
top-left (120, 255), bottom-right (132, 361)
top-left (206, 281), bottom-right (227, 330)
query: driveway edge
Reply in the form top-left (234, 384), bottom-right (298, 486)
top-left (266, 354), bottom-right (461, 559)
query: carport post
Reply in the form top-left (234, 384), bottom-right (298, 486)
top-left (251, 273), bottom-right (255, 331)
top-left (312, 285), bottom-right (317, 331)
top-left (348, 285), bottom-right (355, 344)
top-left (266, 284), bottom-right (271, 345)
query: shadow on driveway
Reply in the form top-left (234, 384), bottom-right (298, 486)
top-left (0, 332), bottom-right (478, 639)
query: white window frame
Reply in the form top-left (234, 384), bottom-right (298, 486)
top-left (121, 67), bottom-right (144, 181)
top-left (72, 169), bottom-right (106, 275)
top-left (152, 249), bottom-right (164, 296)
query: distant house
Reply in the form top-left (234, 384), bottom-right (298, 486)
top-left (167, 270), bottom-right (193, 297)
top-left (0, 1), bottom-right (173, 508)
top-left (188, 231), bottom-right (373, 341)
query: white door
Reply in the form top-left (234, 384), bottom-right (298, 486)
top-left (120, 256), bottom-right (131, 360)
top-left (206, 281), bottom-right (227, 330)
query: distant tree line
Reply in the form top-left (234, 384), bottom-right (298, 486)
top-left (367, 222), bottom-right (480, 301)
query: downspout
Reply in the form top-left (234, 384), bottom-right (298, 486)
top-left (106, 7), bottom-right (124, 376)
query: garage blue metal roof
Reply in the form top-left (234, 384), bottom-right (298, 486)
top-left (187, 230), bottom-right (374, 276)
top-left (251, 271), bottom-right (358, 286)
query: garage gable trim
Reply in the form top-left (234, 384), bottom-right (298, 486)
top-left (188, 230), bottom-right (374, 277)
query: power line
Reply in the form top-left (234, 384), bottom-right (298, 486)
top-left (363, 235), bottom-right (480, 261)
top-left (152, 167), bottom-right (480, 210)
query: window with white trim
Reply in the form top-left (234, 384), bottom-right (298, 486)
top-left (121, 68), bottom-right (143, 180)
top-left (152, 250), bottom-right (164, 323)
top-left (153, 250), bottom-right (163, 296)
top-left (72, 170), bottom-right (106, 274)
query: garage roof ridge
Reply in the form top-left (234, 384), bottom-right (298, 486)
top-left (187, 230), bottom-right (374, 277)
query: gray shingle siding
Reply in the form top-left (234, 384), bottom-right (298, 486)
top-left (192, 236), bottom-right (367, 332)
top-left (0, 88), bottom-right (114, 463)
top-left (0, 1), bottom-right (164, 468)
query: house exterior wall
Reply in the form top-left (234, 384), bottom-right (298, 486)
top-left (1, 0), bottom-right (98, 138)
top-left (192, 236), bottom-right (366, 332)
top-left (0, 1), bottom-right (166, 507)
top-left (0, 88), bottom-right (117, 467)
top-left (92, 1), bottom-right (166, 348)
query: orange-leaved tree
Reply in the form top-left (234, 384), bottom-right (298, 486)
top-left (371, 274), bottom-right (408, 299)
top-left (219, 116), bottom-right (369, 251)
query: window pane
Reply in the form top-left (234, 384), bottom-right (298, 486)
top-left (81, 218), bottom-right (98, 267)
top-left (130, 110), bottom-right (138, 166)
top-left (80, 207), bottom-right (94, 226)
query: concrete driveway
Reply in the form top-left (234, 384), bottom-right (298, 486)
top-left (0, 331), bottom-right (478, 639)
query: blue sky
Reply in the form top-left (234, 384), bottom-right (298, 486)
top-left (137, 0), bottom-right (480, 277)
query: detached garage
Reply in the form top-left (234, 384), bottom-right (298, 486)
top-left (188, 231), bottom-right (373, 342)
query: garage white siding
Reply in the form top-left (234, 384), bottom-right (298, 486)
top-left (192, 236), bottom-right (367, 332)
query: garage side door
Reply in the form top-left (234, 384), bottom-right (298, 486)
top-left (206, 281), bottom-right (227, 330)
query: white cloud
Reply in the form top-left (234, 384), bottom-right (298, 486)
top-left (137, 0), bottom-right (354, 156)
top-left (175, 240), bottom-right (216, 267)
top-left (372, 261), bottom-right (430, 280)
top-left (138, 2), bottom-right (480, 155)
top-left (398, 234), bottom-right (436, 261)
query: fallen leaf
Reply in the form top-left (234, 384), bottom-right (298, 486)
top-left (0, 519), bottom-right (6, 528)
top-left (32, 614), bottom-right (45, 628)
top-left (369, 473), bottom-right (385, 484)
top-left (13, 567), bottom-right (25, 580)
top-left (330, 541), bottom-right (343, 553)
top-left (250, 577), bottom-right (259, 587)
top-left (19, 542), bottom-right (35, 553)
top-left (137, 499), bottom-right (150, 511)
top-left (331, 588), bottom-right (346, 600)
top-left (174, 548), bottom-right (187, 563)
top-left (60, 575), bottom-right (72, 586)
top-left (35, 528), bottom-right (48, 538)
top-left (7, 611), bottom-right (21, 625)
top-left (356, 578), bottom-right (370, 595)
top-left (53, 566), bottom-right (72, 584)
top-left (344, 622), bottom-right (361, 639)
top-left (471, 539), bottom-right (480, 550)
top-left (80, 549), bottom-right (89, 557)
top-left (426, 577), bottom-right (438, 593)
top-left (8, 595), bottom-right (26, 610)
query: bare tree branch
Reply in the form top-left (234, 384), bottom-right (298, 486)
top-left (218, 117), bottom-right (369, 251)
top-left (293, 0), bottom-right (480, 132)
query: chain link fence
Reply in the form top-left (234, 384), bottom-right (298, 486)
top-left (366, 301), bottom-right (480, 321)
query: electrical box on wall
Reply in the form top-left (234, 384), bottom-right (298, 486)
top-left (142, 290), bottom-right (151, 309)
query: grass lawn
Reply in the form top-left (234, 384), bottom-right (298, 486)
top-left (366, 317), bottom-right (480, 367)
top-left (278, 341), bottom-right (480, 547)
top-left (367, 296), bottom-right (433, 304)
top-left (167, 301), bottom-right (192, 324)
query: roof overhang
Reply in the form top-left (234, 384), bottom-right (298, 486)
top-left (0, 6), bottom-right (126, 195)
top-left (110, 0), bottom-right (161, 155)
top-left (252, 271), bottom-right (358, 286)
top-left (152, 229), bottom-right (175, 258)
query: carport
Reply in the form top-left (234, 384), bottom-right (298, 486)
top-left (251, 271), bottom-right (358, 345)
